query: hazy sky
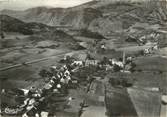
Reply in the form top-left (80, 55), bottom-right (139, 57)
top-left (0, 0), bottom-right (92, 10)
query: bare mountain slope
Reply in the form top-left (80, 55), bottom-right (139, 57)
top-left (1, 6), bottom-right (102, 29)
top-left (1, 0), bottom-right (167, 35)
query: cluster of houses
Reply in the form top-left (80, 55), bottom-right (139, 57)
top-left (0, 52), bottom-right (137, 117)
top-left (0, 62), bottom-right (80, 117)
top-left (63, 53), bottom-right (135, 73)
top-left (143, 44), bottom-right (159, 55)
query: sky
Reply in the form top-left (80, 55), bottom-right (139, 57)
top-left (0, 0), bottom-right (92, 10)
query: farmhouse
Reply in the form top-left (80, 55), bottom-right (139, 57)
top-left (85, 60), bottom-right (99, 66)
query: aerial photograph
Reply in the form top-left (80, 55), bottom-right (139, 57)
top-left (0, 0), bottom-right (167, 117)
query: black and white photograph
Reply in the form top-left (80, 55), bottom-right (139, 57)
top-left (0, 0), bottom-right (167, 117)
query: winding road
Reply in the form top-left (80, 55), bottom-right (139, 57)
top-left (0, 51), bottom-right (71, 71)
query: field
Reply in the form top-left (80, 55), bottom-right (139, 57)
top-left (0, 33), bottom-right (79, 90)
top-left (127, 87), bottom-right (161, 117)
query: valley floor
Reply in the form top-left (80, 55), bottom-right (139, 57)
top-left (0, 33), bottom-right (167, 117)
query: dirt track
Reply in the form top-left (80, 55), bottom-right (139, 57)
top-left (0, 51), bottom-right (71, 71)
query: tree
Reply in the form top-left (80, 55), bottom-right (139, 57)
top-left (0, 32), bottom-right (5, 39)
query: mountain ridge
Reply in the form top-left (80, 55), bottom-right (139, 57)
top-left (1, 0), bottom-right (167, 36)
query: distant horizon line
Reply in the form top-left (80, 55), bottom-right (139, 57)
top-left (1, 0), bottom-right (166, 11)
top-left (0, 0), bottom-right (93, 11)
top-left (1, 5), bottom-right (67, 11)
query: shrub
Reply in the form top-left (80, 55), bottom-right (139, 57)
top-left (79, 29), bottom-right (105, 39)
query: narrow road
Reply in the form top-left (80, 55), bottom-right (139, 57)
top-left (0, 51), bottom-right (71, 71)
top-left (80, 80), bottom-right (107, 117)
top-left (160, 104), bottom-right (167, 117)
top-left (81, 106), bottom-right (107, 117)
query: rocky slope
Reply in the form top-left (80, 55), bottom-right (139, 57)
top-left (1, 0), bottom-right (167, 36)
top-left (0, 6), bottom-right (102, 29)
